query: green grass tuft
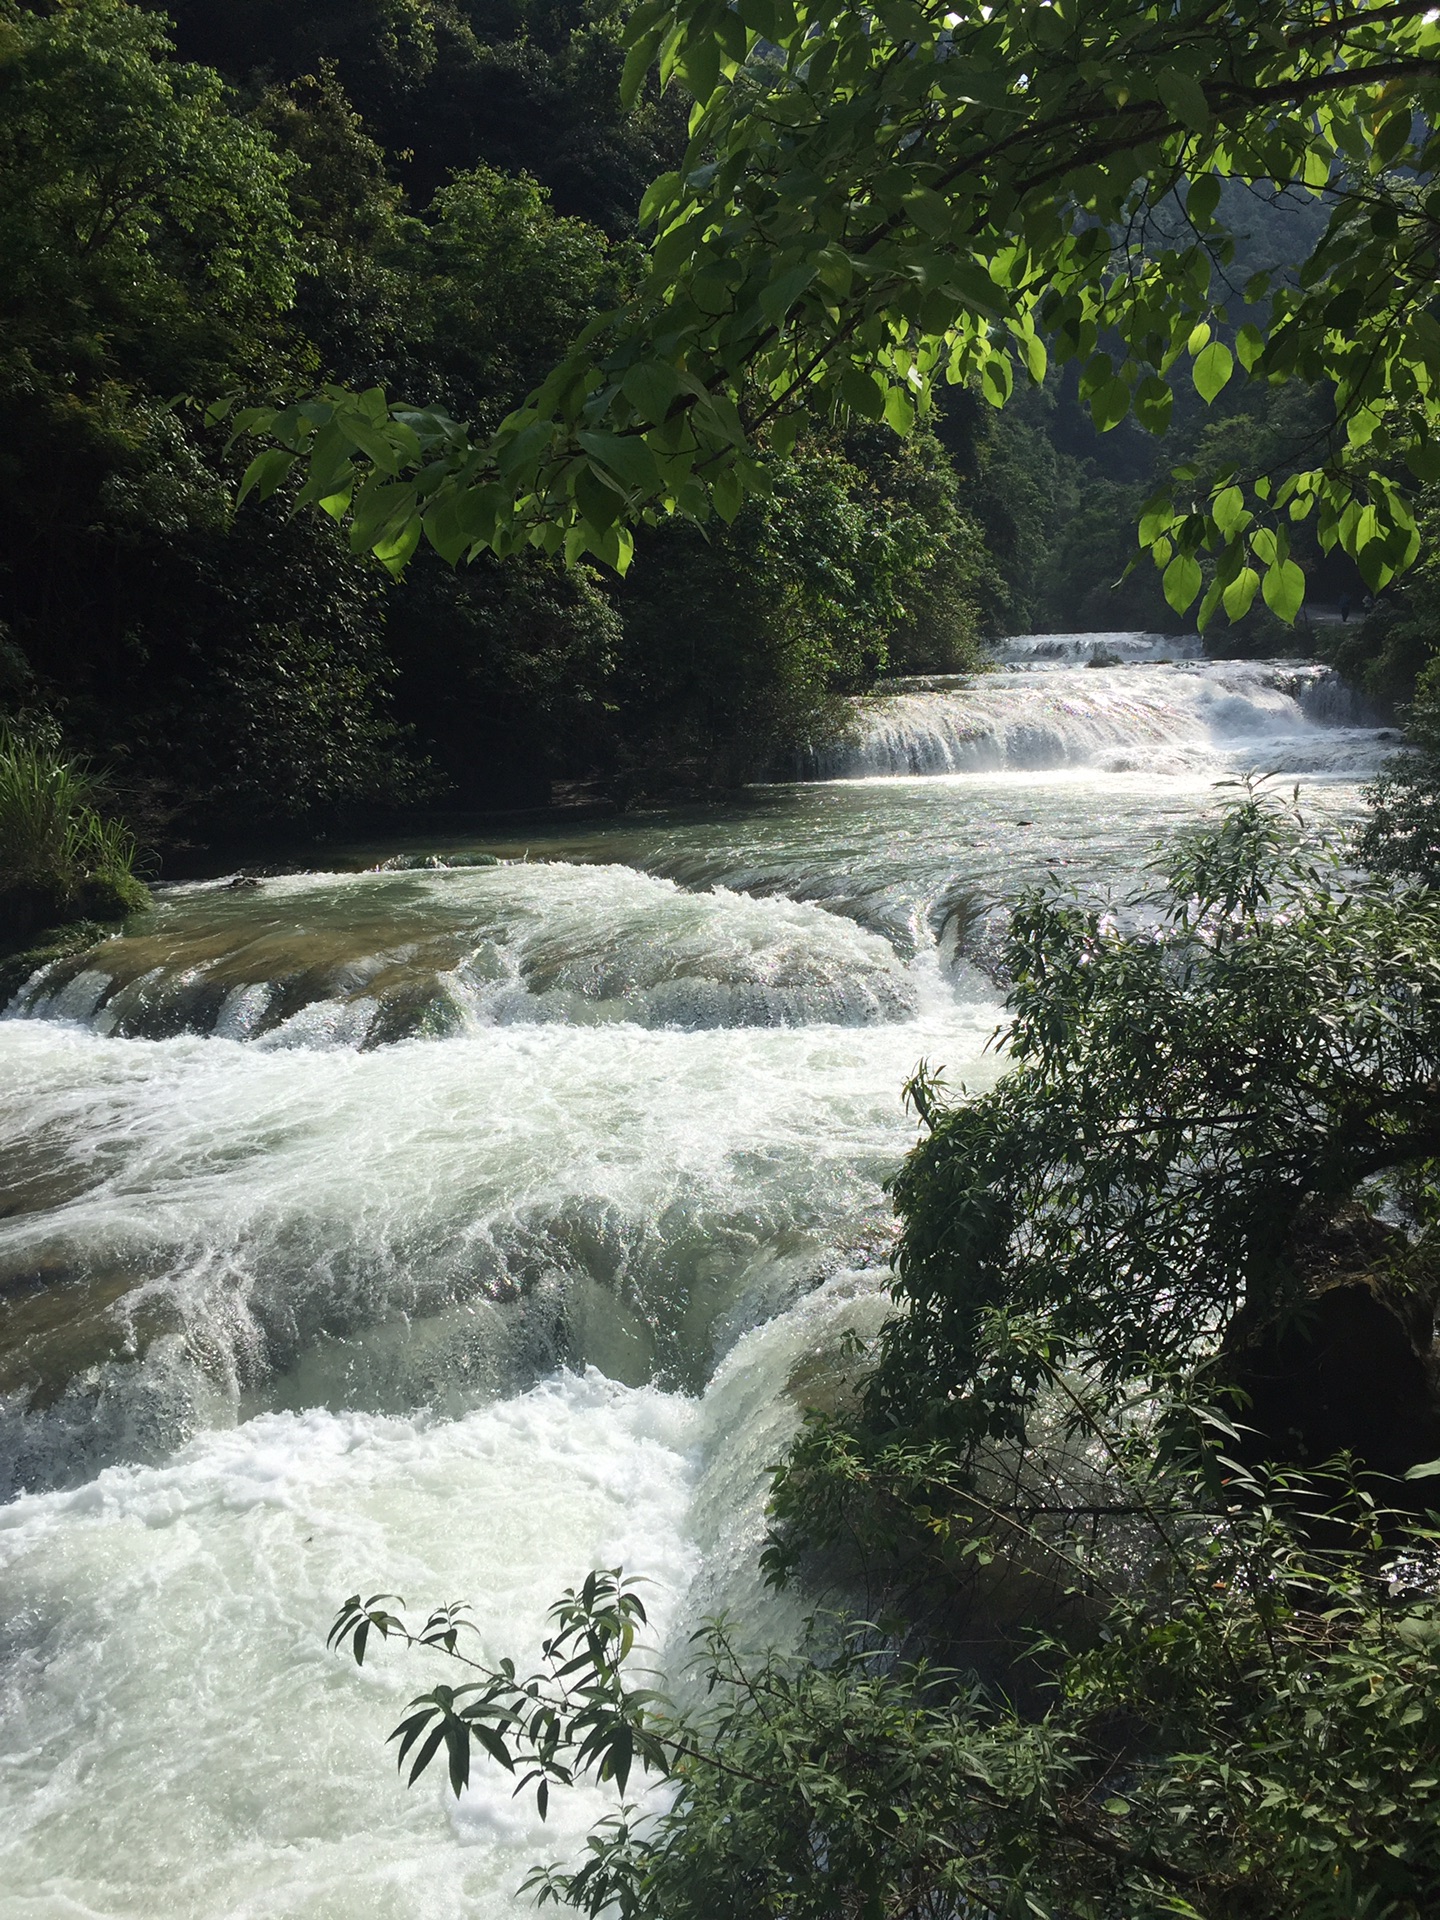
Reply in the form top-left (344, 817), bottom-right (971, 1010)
top-left (0, 722), bottom-right (150, 947)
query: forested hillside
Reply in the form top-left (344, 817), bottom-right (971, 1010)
top-left (0, 0), bottom-right (1015, 846)
top-left (0, 0), bottom-right (1405, 855)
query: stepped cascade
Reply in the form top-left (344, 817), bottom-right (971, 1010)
top-left (809, 644), bottom-right (1386, 780)
top-left (0, 637), bottom-right (1396, 1917)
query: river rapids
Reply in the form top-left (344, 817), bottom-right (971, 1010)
top-left (0, 637), bottom-right (1396, 1917)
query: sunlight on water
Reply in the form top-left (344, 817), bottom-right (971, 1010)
top-left (0, 638), bottom-right (1396, 1915)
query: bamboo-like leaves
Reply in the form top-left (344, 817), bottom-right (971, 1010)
top-left (327, 1571), bottom-right (673, 1815)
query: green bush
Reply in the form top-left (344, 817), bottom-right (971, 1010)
top-left (1359, 656), bottom-right (1440, 886)
top-left (326, 1470), bottom-right (1440, 1920)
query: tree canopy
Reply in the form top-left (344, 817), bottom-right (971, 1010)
top-left (0, 0), bottom-right (299, 389)
top-left (237, 0), bottom-right (1440, 619)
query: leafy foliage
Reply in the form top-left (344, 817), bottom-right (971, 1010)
top-left (331, 1478), bottom-right (1440, 1919)
top-left (1360, 655), bottom-right (1440, 885)
top-left (0, 721), bottom-right (148, 941)
top-left (242, 0), bottom-right (1440, 615)
top-left (150, 0), bottom-right (690, 233)
top-left (329, 1571), bottom-right (670, 1810)
top-left (0, 0), bottom-right (422, 836)
top-left (877, 791), bottom-right (1440, 1449)
top-left (1325, 484), bottom-right (1440, 716)
top-left (417, 168), bottom-right (618, 411)
top-left (6, 0), bottom-right (1005, 833)
top-left (0, 0), bottom-right (299, 389)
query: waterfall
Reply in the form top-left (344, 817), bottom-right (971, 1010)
top-left (990, 629), bottom-right (1204, 666)
top-left (810, 653), bottom-right (1393, 781)
top-left (1293, 667), bottom-right (1388, 727)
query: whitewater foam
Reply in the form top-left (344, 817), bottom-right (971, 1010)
top-left (6, 862), bottom-right (918, 1047)
top-left (0, 972), bottom-right (997, 1496)
top-left (812, 657), bottom-right (1391, 781)
top-left (0, 1273), bottom-right (883, 1919)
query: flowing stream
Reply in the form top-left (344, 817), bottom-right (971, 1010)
top-left (0, 638), bottom-right (1396, 1917)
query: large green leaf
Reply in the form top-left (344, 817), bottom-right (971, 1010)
top-left (1163, 551), bottom-right (1202, 614)
top-left (1192, 341), bottom-right (1234, 405)
top-left (1261, 558), bottom-right (1306, 622)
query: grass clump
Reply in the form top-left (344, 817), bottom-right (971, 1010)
top-left (0, 723), bottom-right (150, 947)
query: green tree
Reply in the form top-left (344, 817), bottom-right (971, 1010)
top-left (149, 0), bottom-right (691, 233)
top-left (610, 430), bottom-right (989, 790)
top-left (1359, 650), bottom-right (1440, 884)
top-left (0, 0), bottom-right (298, 392)
top-left (243, 0), bottom-right (1440, 618)
top-left (0, 3), bottom-right (617, 833)
top-left (396, 163), bottom-right (623, 426)
top-left (1327, 488), bottom-right (1440, 703)
top-left (0, 0), bottom-right (418, 840)
top-left (869, 795), bottom-right (1440, 1452)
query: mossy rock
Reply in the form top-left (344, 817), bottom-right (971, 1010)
top-left (0, 881), bottom-right (67, 948)
top-left (0, 870), bottom-right (149, 1008)
top-left (76, 870), bottom-right (151, 919)
top-left (0, 870), bottom-right (149, 952)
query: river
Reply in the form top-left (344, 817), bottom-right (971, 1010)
top-left (0, 636), bottom-right (1394, 1917)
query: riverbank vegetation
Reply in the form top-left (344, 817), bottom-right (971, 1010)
top-left (0, 722), bottom-right (148, 948)
top-left (5, 0), bottom-right (1413, 863)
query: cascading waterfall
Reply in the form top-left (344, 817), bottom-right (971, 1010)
top-left (8, 863), bottom-right (920, 1048)
top-left (1294, 666), bottom-right (1386, 727)
top-left (987, 628), bottom-right (1204, 665)
top-left (0, 635), bottom-right (1398, 1918)
top-left (809, 645), bottom-right (1393, 781)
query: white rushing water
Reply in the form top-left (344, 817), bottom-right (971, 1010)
top-left (0, 975), bottom-right (991, 1495)
top-left (8, 862), bottom-right (920, 1047)
top-left (0, 637), bottom-right (1398, 1917)
top-left (0, 1272), bottom-right (889, 1920)
top-left (812, 646), bottom-right (1389, 780)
